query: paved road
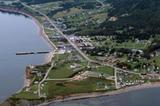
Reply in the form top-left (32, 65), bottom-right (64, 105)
top-left (19, 1), bottom-right (115, 65)
top-left (19, 1), bottom-right (94, 97)
top-left (19, 1), bottom-right (92, 62)
top-left (19, 0), bottom-right (141, 74)
top-left (19, 0), bottom-right (143, 98)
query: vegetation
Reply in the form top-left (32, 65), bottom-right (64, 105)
top-left (2, 0), bottom-right (160, 105)
top-left (42, 78), bottom-right (115, 99)
top-left (88, 0), bottom-right (160, 41)
top-left (48, 63), bottom-right (76, 79)
top-left (94, 66), bottom-right (114, 76)
top-left (48, 53), bottom-right (87, 79)
top-left (11, 85), bottom-right (39, 100)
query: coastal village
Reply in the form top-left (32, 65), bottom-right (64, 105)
top-left (0, 0), bottom-right (160, 106)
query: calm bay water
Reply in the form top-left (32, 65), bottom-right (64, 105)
top-left (0, 12), bottom-right (52, 101)
top-left (50, 87), bottom-right (160, 106)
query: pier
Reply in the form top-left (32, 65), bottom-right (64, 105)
top-left (16, 51), bottom-right (50, 55)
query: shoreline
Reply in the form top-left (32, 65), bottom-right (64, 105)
top-left (0, 7), bottom-right (56, 104)
top-left (1, 7), bottom-right (160, 106)
top-left (0, 8), bottom-right (56, 63)
top-left (38, 82), bottom-right (160, 106)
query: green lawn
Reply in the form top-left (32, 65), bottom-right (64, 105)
top-left (57, 53), bottom-right (70, 61)
top-left (48, 63), bottom-right (75, 79)
top-left (94, 66), bottom-right (114, 76)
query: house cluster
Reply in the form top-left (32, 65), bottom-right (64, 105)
top-left (70, 63), bottom-right (81, 69)
top-left (117, 71), bottom-right (144, 88)
top-left (54, 19), bottom-right (67, 30)
top-left (68, 35), bottom-right (94, 49)
top-left (68, 54), bottom-right (83, 62)
top-left (43, 19), bottom-right (55, 29)
top-left (150, 49), bottom-right (160, 57)
top-left (143, 64), bottom-right (160, 74)
top-left (51, 34), bottom-right (94, 54)
top-left (57, 44), bottom-right (73, 54)
top-left (50, 35), bottom-right (75, 54)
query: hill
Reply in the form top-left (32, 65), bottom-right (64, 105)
top-left (90, 0), bottom-right (160, 41)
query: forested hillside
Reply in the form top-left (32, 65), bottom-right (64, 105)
top-left (91, 0), bottom-right (160, 41)
top-left (21, 0), bottom-right (160, 41)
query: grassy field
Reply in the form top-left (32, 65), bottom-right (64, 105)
top-left (94, 66), bottom-right (114, 76)
top-left (31, 2), bottom-right (62, 14)
top-left (42, 77), bottom-right (115, 98)
top-left (48, 62), bottom-right (75, 79)
top-left (11, 85), bottom-right (39, 100)
top-left (48, 53), bottom-right (86, 79)
top-left (11, 92), bottom-right (39, 100)
top-left (53, 8), bottom-right (83, 18)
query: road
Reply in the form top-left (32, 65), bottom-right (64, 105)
top-left (19, 0), bottom-right (143, 97)
top-left (19, 0), bottom-right (141, 73)
top-left (114, 68), bottom-right (118, 89)
top-left (19, 1), bottom-right (92, 62)
top-left (96, 0), bottom-right (105, 8)
top-left (37, 52), bottom-right (57, 97)
top-left (19, 1), bottom-right (115, 65)
top-left (45, 78), bottom-right (71, 81)
top-left (19, 1), bottom-right (94, 97)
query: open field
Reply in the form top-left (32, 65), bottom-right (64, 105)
top-left (42, 77), bottom-right (115, 98)
top-left (94, 66), bottom-right (114, 76)
top-left (11, 84), bottom-right (39, 100)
